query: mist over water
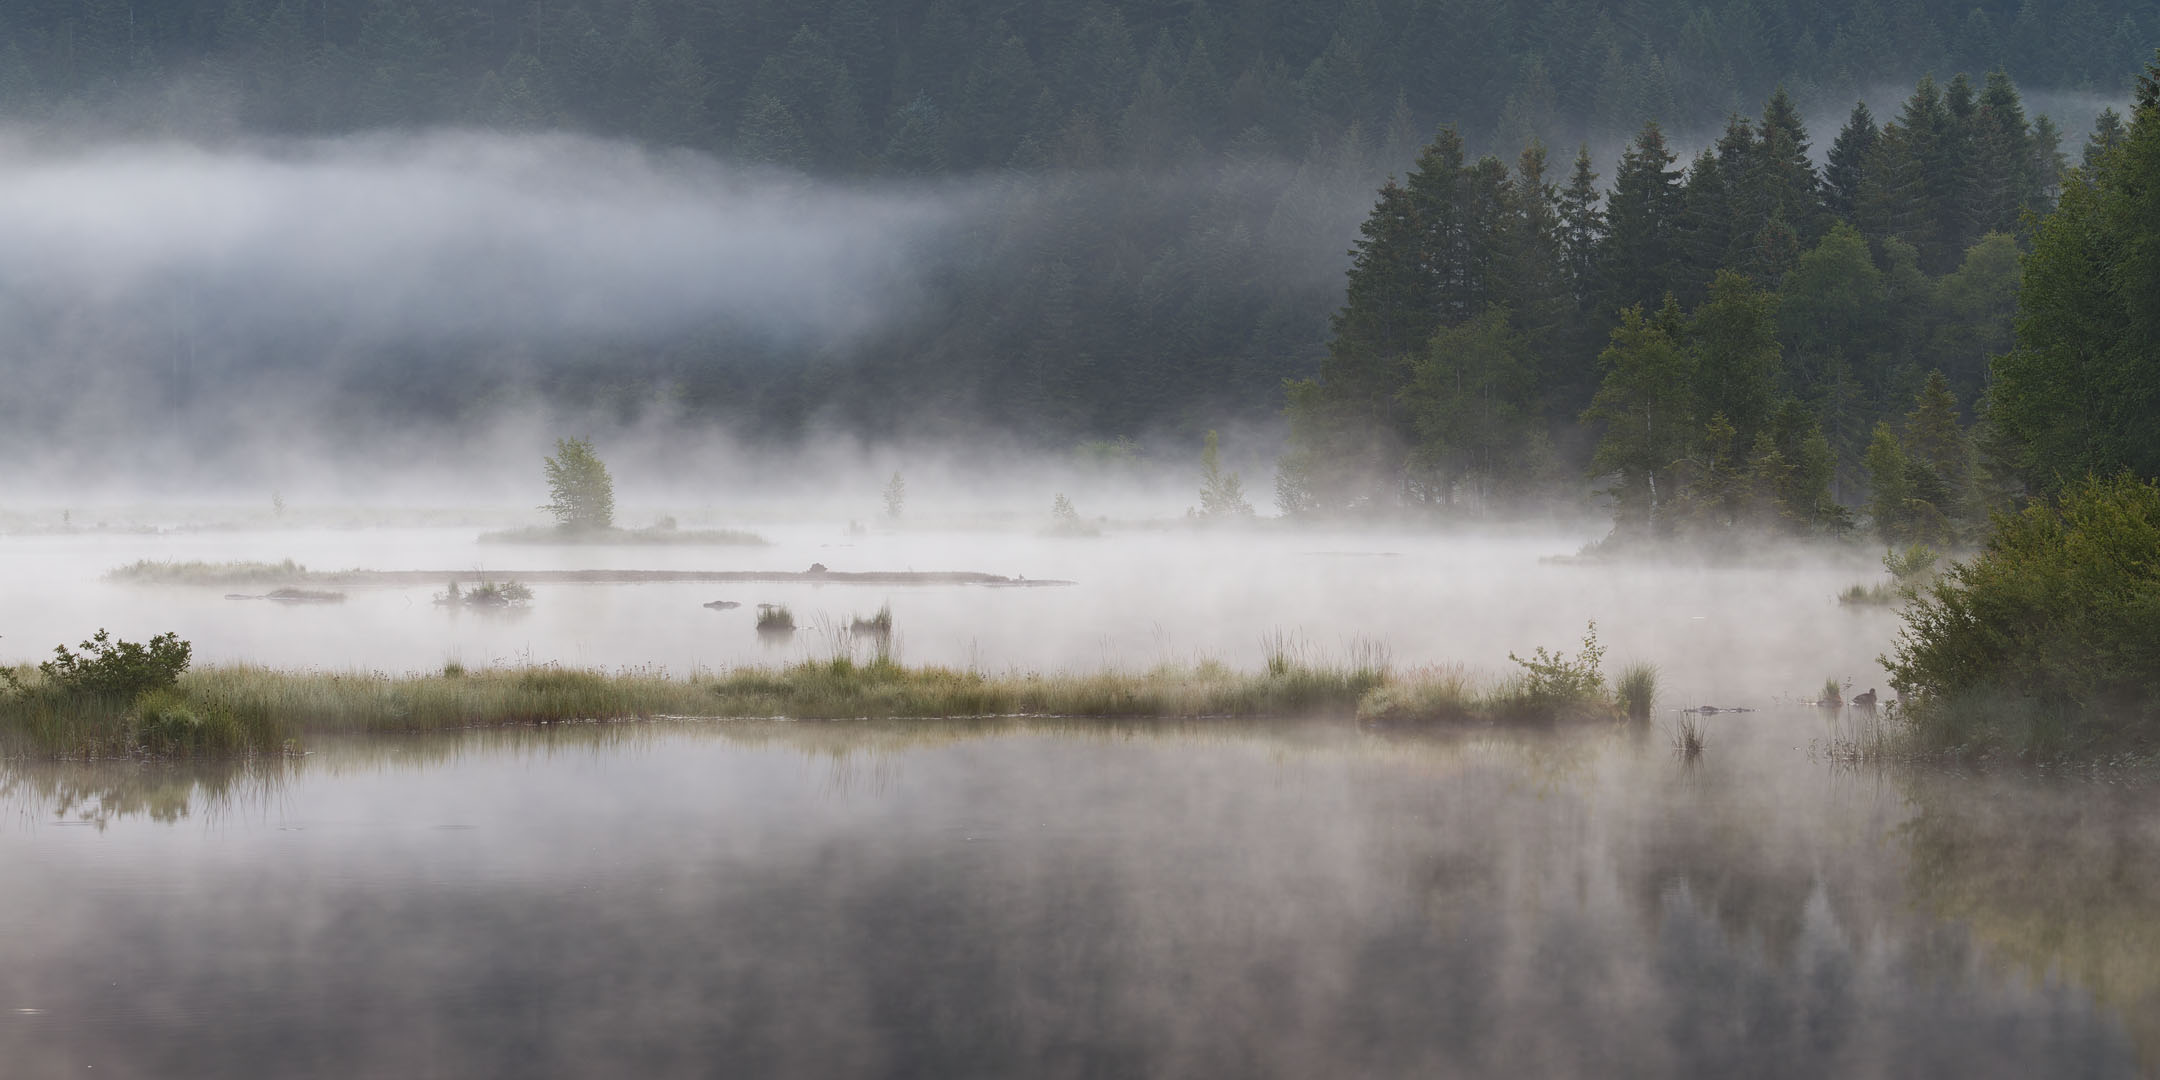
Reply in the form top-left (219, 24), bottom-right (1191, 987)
top-left (0, 524), bottom-right (1893, 703)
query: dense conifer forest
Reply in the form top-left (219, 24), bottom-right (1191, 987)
top-left (0, 1), bottom-right (2154, 521)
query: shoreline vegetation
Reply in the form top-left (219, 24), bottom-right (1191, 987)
top-left (0, 628), bottom-right (1649, 759)
top-left (105, 560), bottom-right (1073, 589)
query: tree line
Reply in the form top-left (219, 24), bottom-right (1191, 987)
top-left (2, 0), bottom-right (2153, 175)
top-left (1280, 62), bottom-right (2156, 543)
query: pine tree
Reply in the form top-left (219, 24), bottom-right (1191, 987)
top-left (1745, 87), bottom-right (1825, 250)
top-left (1557, 144), bottom-right (1605, 307)
top-left (1825, 102), bottom-right (1879, 219)
top-left (1676, 143), bottom-right (1735, 301)
top-left (2086, 107), bottom-right (2129, 167)
top-left (1603, 122), bottom-right (1685, 314)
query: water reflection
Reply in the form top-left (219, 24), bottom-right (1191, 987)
top-left (0, 718), bottom-right (2151, 1078)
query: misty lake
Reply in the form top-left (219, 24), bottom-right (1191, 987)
top-left (0, 523), bottom-right (1898, 703)
top-left (3, 717), bottom-right (2155, 1078)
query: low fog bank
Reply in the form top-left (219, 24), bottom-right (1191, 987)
top-left (0, 126), bottom-right (1373, 493)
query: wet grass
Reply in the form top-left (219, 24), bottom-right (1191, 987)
top-left (1, 646), bottom-right (1630, 759)
top-left (1615, 663), bottom-right (1659, 721)
top-left (1838, 581), bottom-right (1899, 606)
top-left (107, 559), bottom-right (312, 586)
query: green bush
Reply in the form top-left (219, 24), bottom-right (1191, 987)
top-left (1885, 473), bottom-right (2160, 754)
top-left (38, 630), bottom-right (192, 696)
top-left (1508, 622), bottom-right (1607, 707)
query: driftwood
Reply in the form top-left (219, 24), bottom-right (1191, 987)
top-left (224, 588), bottom-right (346, 603)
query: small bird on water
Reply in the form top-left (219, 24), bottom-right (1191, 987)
top-left (1853, 688), bottom-right (1879, 708)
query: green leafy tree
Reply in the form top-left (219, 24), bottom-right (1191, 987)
top-left (1685, 271), bottom-right (1783, 443)
top-left (1863, 421), bottom-right (1914, 544)
top-left (1399, 306), bottom-right (1536, 505)
top-left (1199, 430), bottom-right (1254, 517)
top-left (882, 471), bottom-right (907, 519)
top-left (1989, 52), bottom-right (2160, 491)
top-left (543, 437), bottom-right (615, 531)
top-left (1583, 302), bottom-right (1696, 535)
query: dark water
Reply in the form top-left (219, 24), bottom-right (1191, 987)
top-left (2, 714), bottom-right (2154, 1079)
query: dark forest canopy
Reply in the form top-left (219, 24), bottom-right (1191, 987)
top-left (0, 0), bottom-right (2153, 170)
top-left (0, 2), bottom-right (2152, 485)
top-left (1283, 58), bottom-right (2159, 534)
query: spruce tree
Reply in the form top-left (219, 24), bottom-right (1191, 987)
top-left (2086, 107), bottom-right (2128, 167)
top-left (1603, 122), bottom-right (1685, 314)
top-left (1557, 144), bottom-right (1605, 307)
top-left (1824, 102), bottom-right (1879, 218)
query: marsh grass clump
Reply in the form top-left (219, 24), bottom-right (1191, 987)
top-left (757, 604), bottom-right (796, 633)
top-left (1355, 665), bottom-right (1476, 724)
top-left (849, 604), bottom-right (893, 639)
top-left (1819, 677), bottom-right (1846, 706)
top-left (1838, 581), bottom-right (1899, 606)
top-left (1615, 663), bottom-right (1659, 721)
top-left (107, 558), bottom-right (309, 586)
top-left (1669, 711), bottom-right (1707, 758)
top-left (437, 579), bottom-right (533, 607)
top-left (4, 635), bottom-right (1654, 756)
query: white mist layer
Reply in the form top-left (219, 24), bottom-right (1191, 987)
top-left (0, 130), bottom-right (966, 345)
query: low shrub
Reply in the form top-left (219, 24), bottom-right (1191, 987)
top-left (39, 629), bottom-right (192, 697)
top-left (1884, 473), bottom-right (2160, 757)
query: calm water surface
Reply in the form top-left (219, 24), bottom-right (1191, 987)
top-left (3, 715), bottom-right (2153, 1078)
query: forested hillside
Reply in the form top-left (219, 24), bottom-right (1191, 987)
top-left (2, 0), bottom-right (2151, 168)
top-left (0, 1), bottom-right (2152, 481)
top-left (1284, 61), bottom-right (2158, 534)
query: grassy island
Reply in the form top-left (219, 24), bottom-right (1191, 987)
top-left (1, 629), bottom-right (1644, 759)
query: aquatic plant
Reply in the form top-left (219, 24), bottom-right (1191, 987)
top-left (757, 604), bottom-right (796, 632)
top-left (1615, 663), bottom-right (1659, 721)
top-left (850, 604), bottom-right (893, 638)
top-left (1670, 711), bottom-right (1706, 758)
